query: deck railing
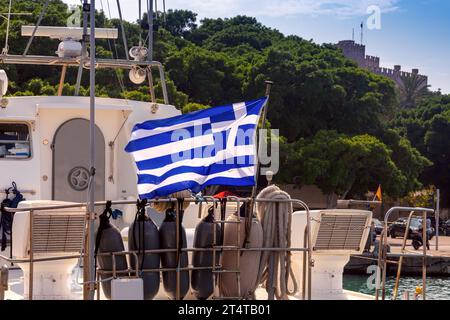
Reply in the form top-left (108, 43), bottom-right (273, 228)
top-left (376, 206), bottom-right (435, 301)
top-left (0, 197), bottom-right (313, 301)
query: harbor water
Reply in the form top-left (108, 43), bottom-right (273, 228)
top-left (344, 274), bottom-right (450, 300)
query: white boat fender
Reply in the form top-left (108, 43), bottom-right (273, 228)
top-left (159, 198), bottom-right (190, 300)
top-left (95, 201), bottom-right (128, 299)
top-left (219, 202), bottom-right (263, 299)
top-left (128, 199), bottom-right (160, 300)
top-left (191, 205), bottom-right (221, 300)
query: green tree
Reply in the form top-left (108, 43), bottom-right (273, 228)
top-left (0, 2), bottom-right (433, 202)
top-left (278, 131), bottom-right (428, 203)
top-left (165, 45), bottom-right (242, 105)
top-left (393, 94), bottom-right (450, 206)
top-left (153, 9), bottom-right (198, 38)
top-left (182, 102), bottom-right (209, 114)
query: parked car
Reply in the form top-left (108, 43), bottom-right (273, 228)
top-left (372, 218), bottom-right (384, 235)
top-left (388, 217), bottom-right (434, 240)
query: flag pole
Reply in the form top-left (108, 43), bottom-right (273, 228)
top-left (251, 80), bottom-right (273, 200)
top-left (241, 81), bottom-right (272, 255)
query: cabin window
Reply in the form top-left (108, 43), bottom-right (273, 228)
top-left (0, 123), bottom-right (32, 159)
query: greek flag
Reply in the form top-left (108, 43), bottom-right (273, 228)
top-left (125, 97), bottom-right (267, 199)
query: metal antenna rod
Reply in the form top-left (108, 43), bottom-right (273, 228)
top-left (163, 0), bottom-right (166, 26)
top-left (147, 0), bottom-right (153, 61)
top-left (75, 2), bottom-right (89, 96)
top-left (360, 21), bottom-right (364, 45)
top-left (88, 0), bottom-right (97, 301)
top-left (138, 0), bottom-right (142, 45)
top-left (139, 0), bottom-right (142, 20)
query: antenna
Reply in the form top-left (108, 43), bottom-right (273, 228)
top-left (360, 21), bottom-right (364, 44)
top-left (352, 28), bottom-right (354, 41)
top-left (163, 0), bottom-right (166, 26)
top-left (147, 0), bottom-right (153, 61)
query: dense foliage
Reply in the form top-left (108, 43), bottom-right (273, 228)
top-left (393, 93), bottom-right (450, 206)
top-left (0, 1), bottom-right (446, 202)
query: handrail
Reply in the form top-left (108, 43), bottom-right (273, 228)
top-left (0, 56), bottom-right (169, 104)
top-left (3, 197), bottom-right (313, 301)
top-left (0, 189), bottom-right (36, 195)
top-left (346, 200), bottom-right (382, 206)
top-left (392, 211), bottom-right (415, 300)
top-left (376, 206), bottom-right (434, 300)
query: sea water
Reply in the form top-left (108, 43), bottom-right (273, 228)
top-left (344, 274), bottom-right (450, 300)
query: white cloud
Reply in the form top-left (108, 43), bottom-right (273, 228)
top-left (63, 0), bottom-right (400, 20)
top-left (164, 0), bottom-right (400, 18)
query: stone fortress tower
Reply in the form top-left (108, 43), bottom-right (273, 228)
top-left (336, 40), bottom-right (428, 91)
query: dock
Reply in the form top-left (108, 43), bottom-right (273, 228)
top-left (346, 236), bottom-right (450, 276)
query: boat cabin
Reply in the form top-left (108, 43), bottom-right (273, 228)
top-left (0, 96), bottom-right (180, 202)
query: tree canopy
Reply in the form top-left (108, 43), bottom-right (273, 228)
top-left (0, 1), bottom-right (442, 202)
top-left (393, 93), bottom-right (450, 206)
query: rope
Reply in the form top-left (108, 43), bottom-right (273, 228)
top-left (103, 0), bottom-right (127, 94)
top-left (116, 0), bottom-right (130, 60)
top-left (255, 185), bottom-right (298, 300)
top-left (22, 0), bottom-right (50, 56)
top-left (2, 0), bottom-right (12, 54)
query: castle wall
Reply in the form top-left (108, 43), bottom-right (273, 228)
top-left (336, 40), bottom-right (366, 68)
top-left (336, 40), bottom-right (428, 90)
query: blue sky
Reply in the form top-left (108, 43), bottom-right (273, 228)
top-left (64, 0), bottom-right (450, 93)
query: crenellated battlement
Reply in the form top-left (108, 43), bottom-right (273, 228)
top-left (336, 40), bottom-right (428, 91)
top-left (373, 65), bottom-right (427, 82)
top-left (336, 40), bottom-right (366, 67)
top-left (364, 55), bottom-right (380, 69)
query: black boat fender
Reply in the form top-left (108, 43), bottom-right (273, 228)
top-left (128, 199), bottom-right (161, 300)
top-left (95, 201), bottom-right (128, 299)
top-left (191, 205), bottom-right (221, 300)
top-left (159, 198), bottom-right (190, 300)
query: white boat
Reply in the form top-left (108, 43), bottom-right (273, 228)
top-left (0, 0), bottom-right (388, 301)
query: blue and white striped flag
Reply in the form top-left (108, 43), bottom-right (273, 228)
top-left (125, 97), bottom-right (267, 199)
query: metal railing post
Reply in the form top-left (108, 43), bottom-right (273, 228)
top-left (436, 189), bottom-right (440, 251)
top-left (236, 199), bottom-right (242, 299)
top-left (393, 211), bottom-right (415, 300)
top-left (380, 206), bottom-right (434, 301)
top-left (0, 265), bottom-right (8, 300)
top-left (422, 210), bottom-right (427, 300)
top-left (28, 209), bottom-right (34, 300)
top-left (175, 199), bottom-right (180, 301)
top-left (3, 197), bottom-right (313, 301)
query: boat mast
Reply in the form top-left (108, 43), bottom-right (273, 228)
top-left (88, 0), bottom-right (96, 300)
top-left (75, 2), bottom-right (89, 96)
